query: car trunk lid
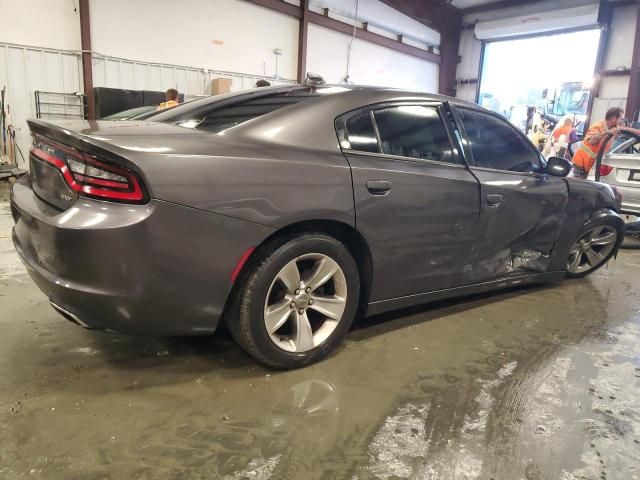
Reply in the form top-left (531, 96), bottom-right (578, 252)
top-left (602, 153), bottom-right (640, 186)
top-left (26, 119), bottom-right (176, 210)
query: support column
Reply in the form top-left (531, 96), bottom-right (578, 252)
top-left (439, 13), bottom-right (462, 97)
top-left (79, 0), bottom-right (95, 120)
top-left (626, 5), bottom-right (640, 122)
top-left (297, 0), bottom-right (309, 83)
top-left (585, 0), bottom-right (612, 130)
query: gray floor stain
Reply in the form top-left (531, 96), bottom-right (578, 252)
top-left (1, 182), bottom-right (639, 480)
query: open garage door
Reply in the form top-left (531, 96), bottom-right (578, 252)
top-left (474, 4), bottom-right (600, 40)
top-left (477, 28), bottom-right (601, 138)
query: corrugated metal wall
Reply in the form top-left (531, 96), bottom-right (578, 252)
top-left (91, 53), bottom-right (296, 98)
top-left (0, 43), bottom-right (296, 169)
top-left (0, 42), bottom-right (82, 169)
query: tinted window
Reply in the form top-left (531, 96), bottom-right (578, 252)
top-left (373, 106), bottom-right (459, 164)
top-left (342, 111), bottom-right (379, 153)
top-left (458, 108), bottom-right (541, 172)
top-left (155, 87), bottom-right (344, 133)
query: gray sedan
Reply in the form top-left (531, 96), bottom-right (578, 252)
top-left (10, 84), bottom-right (625, 368)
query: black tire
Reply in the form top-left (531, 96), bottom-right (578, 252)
top-left (566, 216), bottom-right (624, 279)
top-left (228, 233), bottom-right (360, 369)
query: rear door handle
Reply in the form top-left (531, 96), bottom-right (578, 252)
top-left (486, 193), bottom-right (503, 206)
top-left (366, 180), bottom-right (392, 196)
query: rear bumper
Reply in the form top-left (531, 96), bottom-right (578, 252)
top-left (11, 177), bottom-right (273, 335)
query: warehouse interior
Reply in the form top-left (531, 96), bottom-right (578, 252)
top-left (1, 0), bottom-right (640, 478)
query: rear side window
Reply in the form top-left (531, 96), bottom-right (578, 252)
top-left (155, 88), bottom-right (335, 133)
top-left (373, 106), bottom-right (459, 164)
top-left (342, 111), bottom-right (379, 153)
top-left (458, 107), bottom-right (542, 173)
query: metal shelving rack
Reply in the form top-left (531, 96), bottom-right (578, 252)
top-left (34, 91), bottom-right (86, 120)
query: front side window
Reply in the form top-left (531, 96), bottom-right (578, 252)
top-left (458, 107), bottom-right (542, 173)
top-left (373, 106), bottom-right (459, 164)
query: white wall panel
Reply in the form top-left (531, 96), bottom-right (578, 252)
top-left (0, 0), bottom-right (81, 51)
top-left (604, 5), bottom-right (637, 70)
top-left (599, 76), bottom-right (630, 100)
top-left (306, 24), bottom-right (438, 92)
top-left (89, 0), bottom-right (299, 80)
top-left (0, 44), bottom-right (82, 169)
top-left (455, 83), bottom-right (477, 103)
top-left (310, 0), bottom-right (440, 47)
top-left (457, 30), bottom-right (482, 81)
top-left (91, 54), bottom-right (294, 98)
top-left (455, 29), bottom-right (482, 99)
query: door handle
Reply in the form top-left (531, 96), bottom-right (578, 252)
top-left (366, 180), bottom-right (392, 196)
top-left (486, 193), bottom-right (503, 206)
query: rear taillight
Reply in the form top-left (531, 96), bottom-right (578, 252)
top-left (31, 135), bottom-right (146, 203)
top-left (599, 165), bottom-right (614, 177)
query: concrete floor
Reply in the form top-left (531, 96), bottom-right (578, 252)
top-left (1, 183), bottom-right (639, 480)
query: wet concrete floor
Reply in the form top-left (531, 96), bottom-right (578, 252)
top-left (1, 184), bottom-right (639, 479)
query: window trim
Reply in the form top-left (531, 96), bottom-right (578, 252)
top-left (335, 105), bottom-right (382, 154)
top-left (452, 104), bottom-right (547, 176)
top-left (343, 148), bottom-right (469, 169)
top-left (336, 101), bottom-right (466, 167)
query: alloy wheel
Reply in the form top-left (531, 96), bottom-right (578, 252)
top-left (264, 253), bottom-right (348, 353)
top-left (567, 225), bottom-right (618, 274)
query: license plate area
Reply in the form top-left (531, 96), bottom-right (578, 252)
top-left (630, 170), bottom-right (640, 182)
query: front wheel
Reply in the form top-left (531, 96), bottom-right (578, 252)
top-left (229, 234), bottom-right (360, 369)
top-left (566, 218), bottom-right (623, 278)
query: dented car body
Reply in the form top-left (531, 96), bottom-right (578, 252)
top-left (11, 85), bottom-right (623, 337)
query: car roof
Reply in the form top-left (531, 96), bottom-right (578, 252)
top-left (151, 83), bottom-right (484, 123)
top-left (149, 82), bottom-right (492, 152)
top-left (208, 85), bottom-right (487, 152)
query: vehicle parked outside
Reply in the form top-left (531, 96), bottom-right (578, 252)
top-left (587, 132), bottom-right (640, 215)
top-left (10, 83), bottom-right (625, 368)
top-left (587, 132), bottom-right (640, 248)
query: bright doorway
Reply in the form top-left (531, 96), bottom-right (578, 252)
top-left (478, 29), bottom-right (601, 134)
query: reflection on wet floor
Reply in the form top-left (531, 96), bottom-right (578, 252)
top-left (1, 197), bottom-right (639, 479)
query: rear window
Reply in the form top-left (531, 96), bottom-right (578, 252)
top-left (153, 87), bottom-right (347, 133)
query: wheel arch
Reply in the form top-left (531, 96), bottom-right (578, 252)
top-left (222, 219), bottom-right (374, 325)
top-left (586, 208), bottom-right (625, 229)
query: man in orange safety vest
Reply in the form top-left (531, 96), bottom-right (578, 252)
top-left (572, 107), bottom-right (640, 178)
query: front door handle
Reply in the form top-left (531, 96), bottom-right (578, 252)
top-left (366, 180), bottom-right (392, 196)
top-left (486, 193), bottom-right (503, 206)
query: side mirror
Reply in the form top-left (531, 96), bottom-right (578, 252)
top-left (546, 156), bottom-right (573, 177)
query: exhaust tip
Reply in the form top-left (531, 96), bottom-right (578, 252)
top-left (50, 301), bottom-right (91, 329)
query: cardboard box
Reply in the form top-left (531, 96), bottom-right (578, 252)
top-left (211, 78), bottom-right (233, 95)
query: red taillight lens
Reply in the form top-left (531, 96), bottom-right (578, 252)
top-left (30, 135), bottom-right (146, 203)
top-left (599, 165), bottom-right (614, 177)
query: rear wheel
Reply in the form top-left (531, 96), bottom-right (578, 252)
top-left (229, 234), bottom-right (360, 369)
top-left (566, 219), bottom-right (623, 278)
